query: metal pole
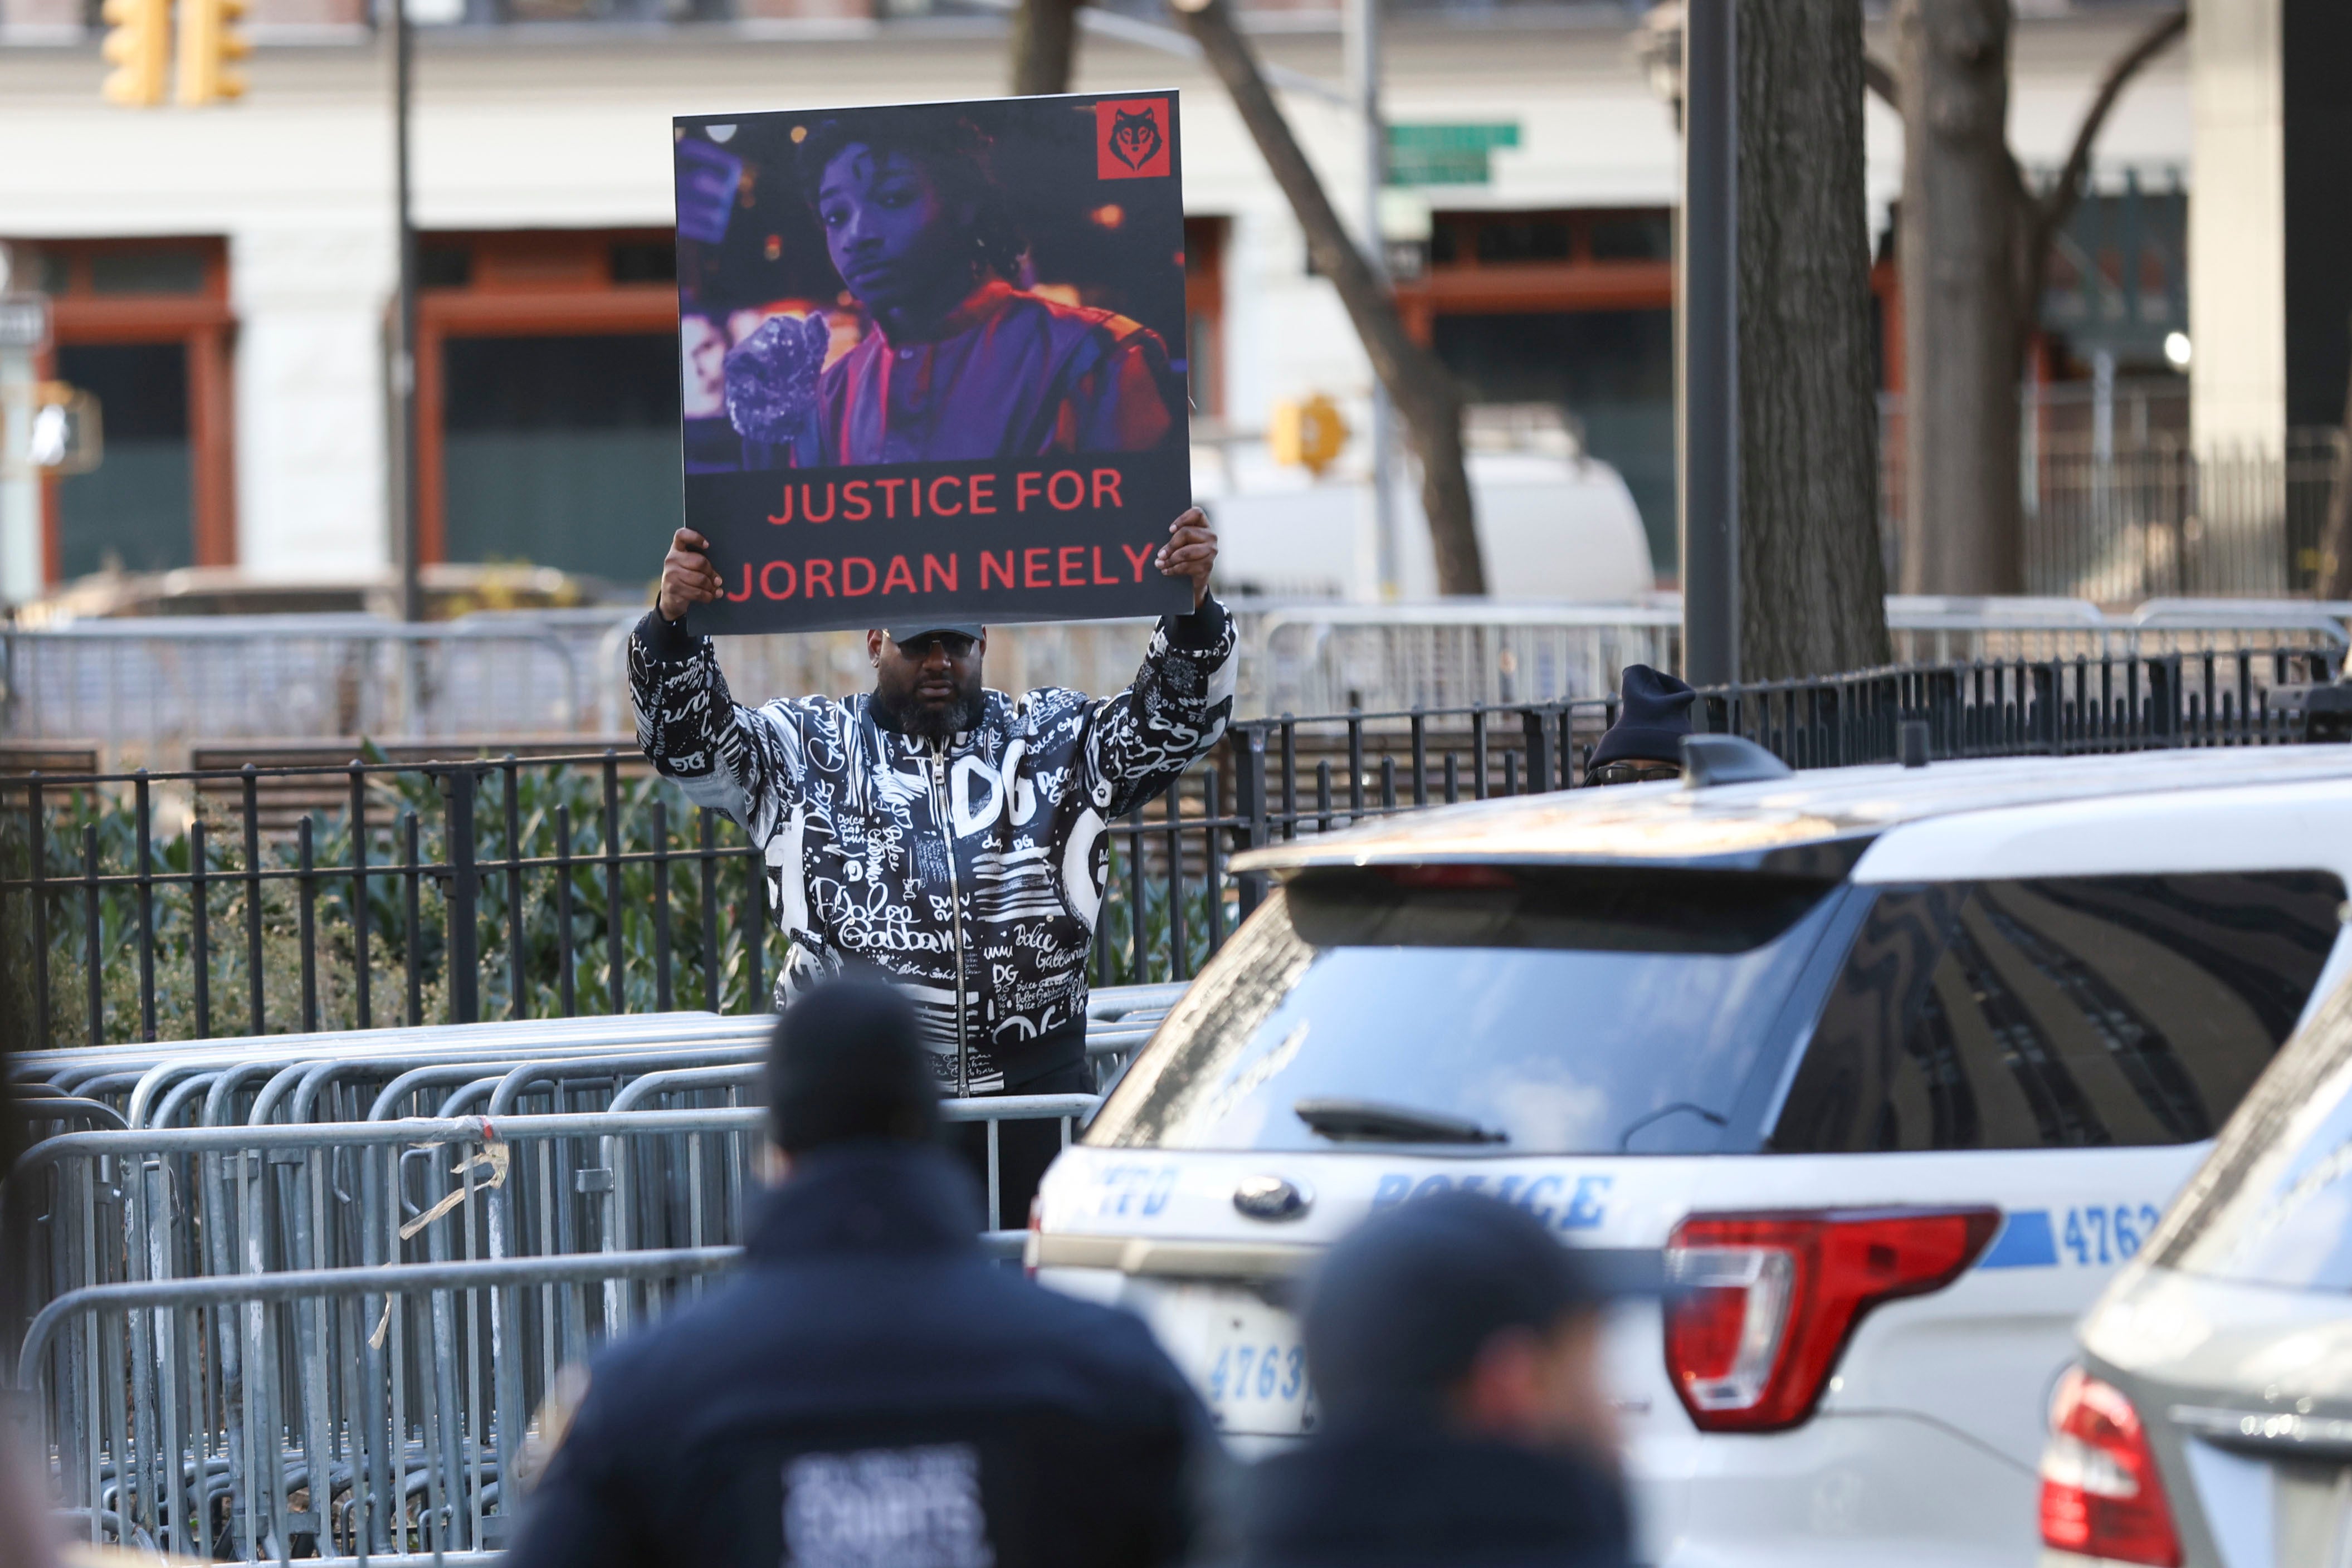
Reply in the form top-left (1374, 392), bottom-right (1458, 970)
top-left (389, 0), bottom-right (422, 624)
top-left (1344, 0), bottom-right (1401, 600)
top-left (0, 241), bottom-right (43, 608)
top-left (1678, 0), bottom-right (1738, 685)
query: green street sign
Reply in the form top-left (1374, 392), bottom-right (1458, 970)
top-left (1384, 122), bottom-right (1520, 186)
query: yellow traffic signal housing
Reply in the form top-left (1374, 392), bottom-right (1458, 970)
top-left (99, 0), bottom-right (170, 108)
top-left (175, 0), bottom-right (250, 105)
top-left (1270, 393), bottom-right (1350, 478)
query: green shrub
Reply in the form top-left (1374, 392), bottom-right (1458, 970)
top-left (2, 750), bottom-right (1241, 1047)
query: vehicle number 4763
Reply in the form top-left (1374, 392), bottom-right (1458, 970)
top-left (2062, 1203), bottom-right (2162, 1267)
top-left (1208, 1343), bottom-right (1306, 1404)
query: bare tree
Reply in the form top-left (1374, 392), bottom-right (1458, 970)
top-left (1738, 0), bottom-right (1891, 677)
top-left (1173, 0), bottom-right (1487, 593)
top-left (1009, 0), bottom-right (1082, 96)
top-left (1878, 3), bottom-right (2186, 594)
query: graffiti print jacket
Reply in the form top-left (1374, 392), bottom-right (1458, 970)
top-left (630, 600), bottom-right (1237, 1093)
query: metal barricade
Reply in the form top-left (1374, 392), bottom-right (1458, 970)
top-left (0, 616), bottom-right (596, 773)
top-left (16, 985), bottom-right (1169, 1124)
top-left (7, 1100), bottom-right (1095, 1323)
top-left (7, 1095), bottom-right (1098, 1562)
top-left (16, 1249), bottom-right (736, 1563)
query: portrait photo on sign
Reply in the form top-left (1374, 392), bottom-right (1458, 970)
top-left (672, 93), bottom-right (1195, 636)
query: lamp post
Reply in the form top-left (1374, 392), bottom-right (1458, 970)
top-left (388, 0), bottom-right (422, 624)
top-left (1678, 0), bottom-right (1739, 685)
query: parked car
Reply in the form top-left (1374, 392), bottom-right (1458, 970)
top-left (1032, 742), bottom-right (2352, 1567)
top-left (14, 561), bottom-right (633, 626)
top-left (2051, 964), bottom-right (2352, 1568)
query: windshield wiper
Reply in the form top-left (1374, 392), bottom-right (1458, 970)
top-left (1294, 1096), bottom-right (1509, 1146)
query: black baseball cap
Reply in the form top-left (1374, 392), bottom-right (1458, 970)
top-left (764, 978), bottom-right (940, 1153)
top-left (1301, 1190), bottom-right (1605, 1426)
top-left (886, 624), bottom-right (984, 646)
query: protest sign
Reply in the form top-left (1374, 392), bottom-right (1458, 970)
top-left (674, 93), bottom-right (1194, 635)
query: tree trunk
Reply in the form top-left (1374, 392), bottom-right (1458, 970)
top-left (1174, 0), bottom-right (1486, 594)
top-left (2320, 314), bottom-right (2352, 599)
top-left (1736, 0), bottom-right (1891, 678)
top-left (1895, 0), bottom-right (2023, 595)
top-left (1008, 0), bottom-right (1081, 97)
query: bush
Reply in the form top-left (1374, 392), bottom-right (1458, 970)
top-left (2, 750), bottom-right (1240, 1047)
top-left (4, 751), bottom-right (775, 1048)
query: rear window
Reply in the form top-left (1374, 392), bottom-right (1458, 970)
top-left (1771, 873), bottom-right (2345, 1154)
top-left (1084, 865), bottom-right (1843, 1156)
top-left (2149, 978), bottom-right (2352, 1292)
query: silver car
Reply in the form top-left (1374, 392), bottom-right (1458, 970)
top-left (2052, 969), bottom-right (2352, 1568)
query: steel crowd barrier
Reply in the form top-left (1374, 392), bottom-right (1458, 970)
top-left (11, 986), bottom-right (1178, 1124)
top-left (6, 1095), bottom-right (1100, 1560)
top-left (9, 599), bottom-right (2344, 773)
top-left (16, 1248), bottom-right (738, 1564)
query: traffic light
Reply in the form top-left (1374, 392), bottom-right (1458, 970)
top-left (99, 0), bottom-right (170, 108)
top-left (175, 0), bottom-right (248, 106)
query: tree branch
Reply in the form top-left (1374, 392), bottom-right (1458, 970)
top-left (1862, 51), bottom-right (1897, 111)
top-left (2016, 8), bottom-right (2186, 336)
top-left (1172, 0), bottom-right (1486, 593)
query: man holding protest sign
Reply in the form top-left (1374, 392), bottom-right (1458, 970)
top-left (631, 507), bottom-right (1229, 1220)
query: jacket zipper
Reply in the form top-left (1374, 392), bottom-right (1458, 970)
top-left (930, 741), bottom-right (969, 1096)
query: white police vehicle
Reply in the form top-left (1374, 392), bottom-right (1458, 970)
top-left (1032, 743), bottom-right (2352, 1567)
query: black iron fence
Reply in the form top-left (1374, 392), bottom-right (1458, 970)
top-left (4, 646), bottom-right (2343, 1051)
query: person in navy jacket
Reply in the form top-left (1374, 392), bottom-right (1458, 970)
top-left (1233, 1192), bottom-right (1633, 1568)
top-left (508, 979), bottom-right (1223, 1568)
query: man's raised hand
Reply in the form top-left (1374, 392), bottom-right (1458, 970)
top-left (1155, 507), bottom-right (1218, 610)
top-left (658, 528), bottom-right (725, 623)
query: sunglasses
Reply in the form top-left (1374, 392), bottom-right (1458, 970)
top-left (892, 633), bottom-right (978, 660)
top-left (1586, 760), bottom-right (1682, 787)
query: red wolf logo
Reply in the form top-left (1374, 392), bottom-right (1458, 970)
top-left (1107, 108), bottom-right (1163, 171)
top-left (1094, 99), bottom-right (1172, 180)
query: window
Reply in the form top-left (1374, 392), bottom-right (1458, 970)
top-left (54, 344), bottom-right (192, 578)
top-left (416, 229), bottom-right (680, 582)
top-left (2154, 985), bottom-right (2352, 1292)
top-left (12, 237), bottom-right (235, 586)
top-left (1432, 310), bottom-right (1675, 572)
top-left (1772, 873), bottom-right (2345, 1154)
top-left (1086, 867), bottom-right (1843, 1156)
top-left (1408, 209), bottom-right (1677, 572)
top-left (441, 334), bottom-right (679, 582)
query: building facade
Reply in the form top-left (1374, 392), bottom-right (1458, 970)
top-left (0, 0), bottom-right (2193, 598)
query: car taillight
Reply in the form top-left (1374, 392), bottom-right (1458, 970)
top-left (1663, 1206), bottom-right (2000, 1433)
top-left (2038, 1366), bottom-right (2180, 1567)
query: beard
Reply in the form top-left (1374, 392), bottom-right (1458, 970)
top-left (876, 682), bottom-right (984, 741)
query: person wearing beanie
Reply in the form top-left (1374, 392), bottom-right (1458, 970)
top-left (509, 978), bottom-right (1224, 1568)
top-left (1585, 663), bottom-right (1697, 786)
top-left (1234, 1191), bottom-right (1632, 1568)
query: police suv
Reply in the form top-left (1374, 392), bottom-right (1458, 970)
top-left (1031, 743), bottom-right (2352, 1567)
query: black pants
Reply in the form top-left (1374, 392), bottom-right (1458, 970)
top-left (951, 1054), bottom-right (1095, 1232)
